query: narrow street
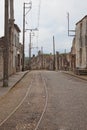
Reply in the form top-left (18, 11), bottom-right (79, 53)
top-left (0, 71), bottom-right (87, 130)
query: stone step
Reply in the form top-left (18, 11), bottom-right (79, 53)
top-left (75, 69), bottom-right (87, 75)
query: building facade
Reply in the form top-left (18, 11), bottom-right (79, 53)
top-left (75, 16), bottom-right (87, 69)
top-left (0, 23), bottom-right (23, 79)
top-left (11, 24), bottom-right (22, 73)
top-left (70, 37), bottom-right (76, 71)
top-left (30, 51), bottom-right (54, 70)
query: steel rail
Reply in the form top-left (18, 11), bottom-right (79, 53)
top-left (0, 71), bottom-right (48, 129)
top-left (0, 73), bottom-right (34, 127)
top-left (34, 72), bottom-right (48, 130)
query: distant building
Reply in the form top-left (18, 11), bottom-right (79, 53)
top-left (57, 53), bottom-right (70, 71)
top-left (30, 51), bottom-right (54, 70)
top-left (30, 51), bottom-right (72, 71)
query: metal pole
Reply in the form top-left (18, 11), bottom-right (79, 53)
top-left (28, 28), bottom-right (38, 70)
top-left (22, 2), bottom-right (32, 71)
top-left (67, 12), bottom-right (75, 37)
top-left (29, 31), bottom-right (31, 70)
top-left (67, 12), bottom-right (69, 36)
top-left (41, 46), bottom-right (43, 69)
top-left (22, 3), bottom-right (25, 71)
top-left (3, 0), bottom-right (9, 87)
top-left (53, 36), bottom-right (55, 70)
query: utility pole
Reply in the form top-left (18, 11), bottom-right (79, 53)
top-left (29, 31), bottom-right (31, 70)
top-left (53, 35), bottom-right (55, 70)
top-left (9, 0), bottom-right (14, 73)
top-left (41, 46), bottom-right (43, 69)
top-left (22, 2), bottom-right (32, 71)
top-left (9, 0), bottom-right (14, 44)
top-left (3, 0), bottom-right (9, 87)
top-left (22, 3), bottom-right (25, 71)
top-left (26, 28), bottom-right (38, 70)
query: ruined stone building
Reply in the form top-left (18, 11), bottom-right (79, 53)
top-left (75, 15), bottom-right (87, 69)
top-left (30, 50), bottom-right (72, 71)
top-left (55, 52), bottom-right (71, 71)
top-left (0, 0), bottom-right (23, 79)
top-left (30, 51), bottom-right (54, 70)
top-left (70, 37), bottom-right (76, 71)
top-left (26, 15), bottom-right (87, 73)
top-left (0, 24), bottom-right (23, 79)
top-left (9, 23), bottom-right (23, 73)
top-left (55, 15), bottom-right (87, 72)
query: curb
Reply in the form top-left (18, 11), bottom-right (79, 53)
top-left (0, 71), bottom-right (29, 100)
top-left (62, 71), bottom-right (87, 81)
top-left (10, 71), bottom-right (29, 90)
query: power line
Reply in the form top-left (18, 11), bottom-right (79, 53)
top-left (25, 0), bottom-right (41, 56)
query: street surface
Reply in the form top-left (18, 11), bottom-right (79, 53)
top-left (0, 71), bottom-right (87, 130)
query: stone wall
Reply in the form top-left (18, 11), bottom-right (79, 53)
top-left (0, 49), bottom-right (3, 79)
top-left (75, 16), bottom-right (87, 69)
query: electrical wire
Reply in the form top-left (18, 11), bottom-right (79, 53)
top-left (25, 1), bottom-right (32, 16)
top-left (26, 0), bottom-right (41, 56)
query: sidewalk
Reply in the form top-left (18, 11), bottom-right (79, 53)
top-left (62, 71), bottom-right (87, 81)
top-left (0, 71), bottom-right (28, 99)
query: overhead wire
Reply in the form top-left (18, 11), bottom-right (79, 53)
top-left (26, 0), bottom-right (41, 56)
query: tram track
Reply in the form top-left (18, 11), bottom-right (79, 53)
top-left (34, 73), bottom-right (48, 130)
top-left (1, 71), bottom-right (87, 130)
top-left (0, 73), bottom-right (34, 127)
top-left (0, 71), bottom-right (48, 130)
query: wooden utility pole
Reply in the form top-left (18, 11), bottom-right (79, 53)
top-left (26, 28), bottom-right (38, 70)
top-left (29, 31), bottom-right (31, 70)
top-left (3, 0), bottom-right (9, 87)
top-left (9, 0), bottom-right (14, 73)
top-left (53, 36), bottom-right (55, 70)
top-left (10, 0), bottom-right (14, 20)
top-left (22, 3), bottom-right (25, 71)
top-left (9, 0), bottom-right (14, 39)
top-left (41, 46), bottom-right (43, 69)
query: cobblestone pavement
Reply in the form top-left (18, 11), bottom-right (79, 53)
top-left (0, 71), bottom-right (46, 130)
top-left (38, 71), bottom-right (87, 130)
top-left (0, 72), bottom-right (32, 125)
top-left (0, 71), bottom-right (87, 130)
top-left (0, 71), bottom-right (28, 99)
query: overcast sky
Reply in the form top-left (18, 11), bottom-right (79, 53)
top-left (0, 0), bottom-right (87, 56)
